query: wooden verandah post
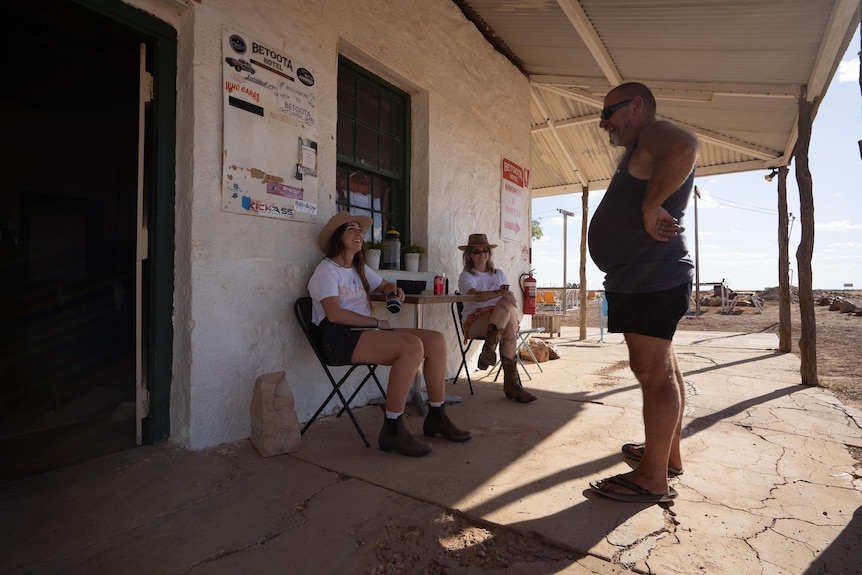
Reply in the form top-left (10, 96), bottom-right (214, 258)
top-left (578, 186), bottom-right (588, 340)
top-left (795, 86), bottom-right (818, 386)
top-left (777, 165), bottom-right (792, 353)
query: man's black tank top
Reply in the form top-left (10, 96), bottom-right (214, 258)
top-left (588, 140), bottom-right (694, 293)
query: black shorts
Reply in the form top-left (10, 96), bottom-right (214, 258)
top-left (606, 282), bottom-right (691, 341)
top-left (318, 319), bottom-right (363, 365)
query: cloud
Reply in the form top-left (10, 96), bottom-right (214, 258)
top-left (837, 58), bottom-right (860, 83)
top-left (689, 187), bottom-right (720, 209)
top-left (816, 241), bottom-right (860, 253)
top-left (815, 220), bottom-right (862, 232)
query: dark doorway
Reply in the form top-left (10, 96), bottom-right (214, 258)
top-left (0, 0), bottom-right (143, 480)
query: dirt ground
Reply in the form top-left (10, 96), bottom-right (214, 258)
top-left (559, 288), bottom-right (862, 409)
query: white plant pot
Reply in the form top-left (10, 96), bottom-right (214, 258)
top-left (404, 253), bottom-right (420, 272)
top-left (365, 249), bottom-right (381, 269)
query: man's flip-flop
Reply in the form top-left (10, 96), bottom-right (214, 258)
top-left (589, 475), bottom-right (678, 503)
top-left (621, 443), bottom-right (684, 477)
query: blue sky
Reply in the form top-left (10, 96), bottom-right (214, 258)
top-left (531, 31), bottom-right (861, 292)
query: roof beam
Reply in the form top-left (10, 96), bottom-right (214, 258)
top-left (532, 77), bottom-right (801, 100)
top-left (694, 160), bottom-right (783, 177)
top-left (532, 115), bottom-right (599, 134)
top-left (807, 0), bottom-right (860, 99)
top-left (530, 103), bottom-right (783, 162)
top-left (555, 0), bottom-right (623, 86)
top-left (531, 88), bottom-right (588, 188)
top-left (663, 117), bottom-right (781, 161)
top-left (532, 83), bottom-right (602, 107)
top-left (532, 182), bottom-right (602, 198)
top-left (782, 0), bottom-right (859, 162)
top-left (532, 158), bottom-right (785, 197)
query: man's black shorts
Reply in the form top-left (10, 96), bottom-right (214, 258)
top-left (606, 282), bottom-right (691, 341)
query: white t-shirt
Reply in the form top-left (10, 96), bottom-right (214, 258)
top-left (458, 268), bottom-right (508, 322)
top-left (307, 258), bottom-right (383, 325)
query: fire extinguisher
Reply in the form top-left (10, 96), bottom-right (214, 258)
top-left (519, 271), bottom-right (537, 315)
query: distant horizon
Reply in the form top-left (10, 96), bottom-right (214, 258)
top-left (530, 282), bottom-right (860, 294)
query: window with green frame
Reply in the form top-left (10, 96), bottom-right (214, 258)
top-left (336, 57), bottom-right (410, 243)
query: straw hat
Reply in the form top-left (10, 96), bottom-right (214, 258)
top-left (458, 233), bottom-right (497, 251)
top-left (318, 211), bottom-right (372, 252)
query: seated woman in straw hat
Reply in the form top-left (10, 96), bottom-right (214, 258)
top-left (457, 233), bottom-right (537, 404)
top-left (307, 212), bottom-right (471, 457)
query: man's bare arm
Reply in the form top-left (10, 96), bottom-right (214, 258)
top-left (639, 122), bottom-right (698, 241)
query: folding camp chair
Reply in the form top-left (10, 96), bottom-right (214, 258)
top-left (294, 297), bottom-right (386, 447)
top-left (490, 326), bottom-right (545, 381)
top-left (450, 299), bottom-right (476, 395)
top-left (542, 290), bottom-right (561, 312)
top-left (535, 290), bottom-right (546, 307)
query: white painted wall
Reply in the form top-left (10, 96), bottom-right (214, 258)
top-left (127, 0), bottom-right (531, 449)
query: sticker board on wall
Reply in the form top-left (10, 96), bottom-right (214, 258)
top-left (222, 27), bottom-right (318, 222)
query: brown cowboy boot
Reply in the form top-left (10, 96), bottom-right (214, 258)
top-left (378, 415), bottom-right (433, 456)
top-left (423, 404), bottom-right (472, 442)
top-left (501, 357), bottom-right (537, 403)
top-left (477, 324), bottom-right (501, 370)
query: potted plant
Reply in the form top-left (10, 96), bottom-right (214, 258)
top-left (401, 244), bottom-right (425, 272)
top-left (363, 239), bottom-right (386, 269)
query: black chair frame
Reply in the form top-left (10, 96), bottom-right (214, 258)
top-left (294, 297), bottom-right (386, 447)
top-left (450, 299), bottom-right (477, 395)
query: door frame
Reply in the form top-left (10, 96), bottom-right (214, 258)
top-left (74, 0), bottom-right (176, 443)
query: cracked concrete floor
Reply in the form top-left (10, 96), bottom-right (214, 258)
top-left (2, 327), bottom-right (860, 574)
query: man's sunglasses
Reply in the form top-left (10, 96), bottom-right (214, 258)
top-left (600, 98), bottom-right (633, 121)
top-left (471, 248), bottom-right (490, 255)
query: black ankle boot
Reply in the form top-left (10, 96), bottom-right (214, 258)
top-left (423, 404), bottom-right (472, 442)
top-left (378, 415), bottom-right (433, 457)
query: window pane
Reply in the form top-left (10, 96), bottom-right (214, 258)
top-left (336, 165), bottom-right (349, 203)
top-left (374, 177), bottom-right (391, 211)
top-left (350, 169), bottom-right (372, 208)
top-left (337, 74), bottom-right (355, 116)
top-left (380, 95), bottom-right (399, 134)
top-left (354, 207), bottom-right (373, 233)
top-left (368, 210), bottom-right (385, 241)
top-left (356, 123), bottom-right (378, 168)
top-left (379, 133), bottom-right (398, 173)
top-left (356, 79), bottom-right (378, 124)
top-left (336, 116), bottom-right (354, 159)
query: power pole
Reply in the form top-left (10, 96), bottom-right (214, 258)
top-left (694, 186), bottom-right (701, 317)
top-left (558, 209), bottom-right (574, 313)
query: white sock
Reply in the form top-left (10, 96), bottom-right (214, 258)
top-left (428, 401), bottom-right (444, 408)
top-left (385, 410), bottom-right (403, 419)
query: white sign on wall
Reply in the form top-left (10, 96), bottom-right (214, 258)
top-left (221, 27), bottom-right (318, 222)
top-left (500, 157), bottom-right (528, 244)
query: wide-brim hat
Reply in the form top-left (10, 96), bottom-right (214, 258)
top-left (318, 211), bottom-right (372, 252)
top-left (458, 233), bottom-right (498, 251)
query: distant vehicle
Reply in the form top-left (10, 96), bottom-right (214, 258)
top-left (225, 57), bottom-right (255, 74)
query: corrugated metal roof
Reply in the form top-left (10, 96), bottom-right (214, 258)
top-left (455, 0), bottom-right (860, 194)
